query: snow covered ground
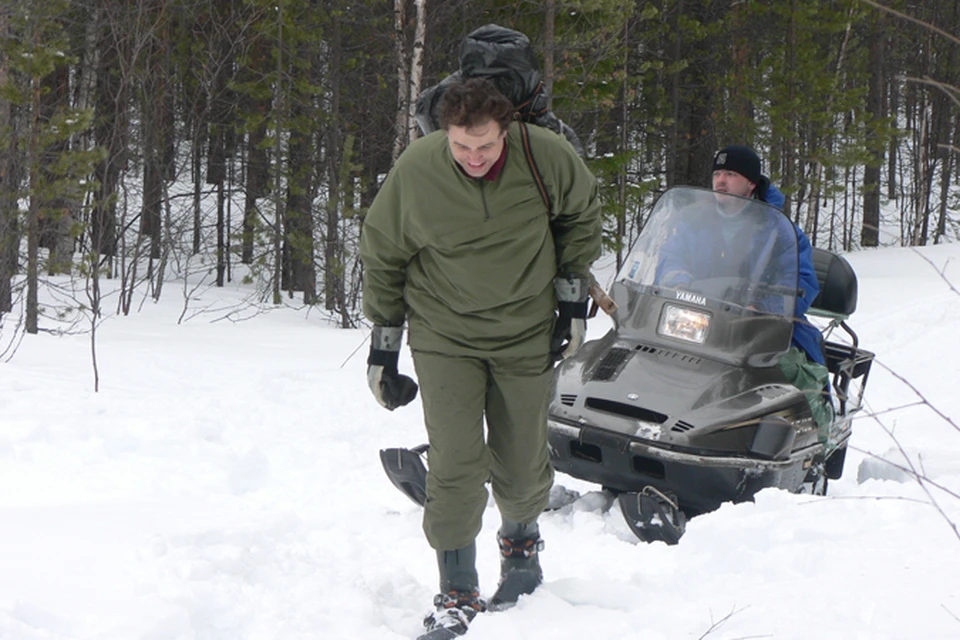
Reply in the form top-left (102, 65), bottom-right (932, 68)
top-left (1, 240), bottom-right (959, 640)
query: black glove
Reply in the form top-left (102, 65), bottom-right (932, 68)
top-left (550, 274), bottom-right (590, 361)
top-left (366, 326), bottom-right (418, 411)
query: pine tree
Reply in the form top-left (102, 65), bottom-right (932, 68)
top-left (1, 0), bottom-right (102, 333)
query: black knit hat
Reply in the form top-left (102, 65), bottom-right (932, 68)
top-left (712, 145), bottom-right (763, 185)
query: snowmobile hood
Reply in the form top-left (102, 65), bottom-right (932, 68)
top-left (551, 331), bottom-right (810, 447)
top-left (550, 187), bottom-right (813, 448)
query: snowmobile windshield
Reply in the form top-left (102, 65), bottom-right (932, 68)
top-left (616, 186), bottom-right (800, 319)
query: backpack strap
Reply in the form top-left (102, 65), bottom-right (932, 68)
top-left (513, 81), bottom-right (551, 119)
top-left (515, 118), bottom-right (617, 318)
top-left (515, 117), bottom-right (552, 216)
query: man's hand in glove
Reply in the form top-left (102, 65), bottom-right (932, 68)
top-left (551, 274), bottom-right (590, 361)
top-left (366, 326), bottom-right (418, 410)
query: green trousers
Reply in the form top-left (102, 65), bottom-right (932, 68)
top-left (412, 350), bottom-right (555, 551)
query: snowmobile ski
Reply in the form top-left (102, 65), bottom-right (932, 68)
top-left (380, 445), bottom-right (429, 507)
top-left (618, 487), bottom-right (687, 545)
top-left (381, 445), bottom-right (583, 513)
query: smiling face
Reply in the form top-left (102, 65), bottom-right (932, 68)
top-left (446, 119), bottom-right (507, 178)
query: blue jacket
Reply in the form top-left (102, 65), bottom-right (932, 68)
top-left (762, 185), bottom-right (824, 364)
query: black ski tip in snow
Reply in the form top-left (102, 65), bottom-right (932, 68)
top-left (380, 445), bottom-right (429, 507)
top-left (617, 487), bottom-right (687, 545)
top-left (416, 625), bottom-right (468, 640)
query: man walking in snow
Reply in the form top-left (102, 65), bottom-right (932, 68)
top-left (360, 77), bottom-right (601, 637)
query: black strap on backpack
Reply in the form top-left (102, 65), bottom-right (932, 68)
top-left (514, 81), bottom-right (551, 120)
top-left (515, 117), bottom-right (617, 318)
top-left (515, 116), bottom-right (552, 217)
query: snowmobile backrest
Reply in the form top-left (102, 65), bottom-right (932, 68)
top-left (810, 248), bottom-right (857, 317)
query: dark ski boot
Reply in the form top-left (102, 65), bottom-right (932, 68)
top-left (419, 544), bottom-right (485, 639)
top-left (488, 521), bottom-right (544, 611)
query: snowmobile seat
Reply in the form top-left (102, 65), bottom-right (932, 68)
top-left (805, 248), bottom-right (874, 417)
top-left (809, 248), bottom-right (857, 318)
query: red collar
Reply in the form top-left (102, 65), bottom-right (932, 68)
top-left (455, 142), bottom-right (508, 181)
top-left (482, 143), bottom-right (508, 181)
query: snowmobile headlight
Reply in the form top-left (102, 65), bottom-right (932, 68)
top-left (658, 304), bottom-right (711, 344)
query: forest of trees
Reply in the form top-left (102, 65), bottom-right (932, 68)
top-left (0, 0), bottom-right (958, 334)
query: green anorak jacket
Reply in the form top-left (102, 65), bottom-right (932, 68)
top-left (361, 122), bottom-right (601, 357)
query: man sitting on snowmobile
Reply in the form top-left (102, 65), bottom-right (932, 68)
top-left (656, 145), bottom-right (832, 428)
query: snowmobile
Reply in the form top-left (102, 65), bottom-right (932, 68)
top-left (380, 186), bottom-right (874, 544)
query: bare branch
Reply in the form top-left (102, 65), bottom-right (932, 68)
top-left (863, 413), bottom-right (960, 542)
top-left (872, 359), bottom-right (960, 434)
top-left (340, 329), bottom-right (371, 369)
top-left (859, 0), bottom-right (960, 48)
top-left (849, 446), bottom-right (960, 504)
top-left (850, 352), bottom-right (960, 541)
top-left (807, 494), bottom-right (932, 507)
top-left (697, 605), bottom-right (770, 640)
top-left (905, 248), bottom-right (959, 297)
top-left (942, 604), bottom-right (960, 624)
top-left (902, 75), bottom-right (960, 112)
top-left (861, 400), bottom-right (928, 419)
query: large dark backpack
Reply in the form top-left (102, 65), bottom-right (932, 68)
top-left (414, 24), bottom-right (584, 156)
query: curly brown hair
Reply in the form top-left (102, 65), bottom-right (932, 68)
top-left (438, 77), bottom-right (515, 132)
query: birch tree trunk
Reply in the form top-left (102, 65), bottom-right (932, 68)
top-left (271, 0), bottom-right (284, 305)
top-left (406, 0), bottom-right (426, 146)
top-left (391, 0), bottom-right (408, 164)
